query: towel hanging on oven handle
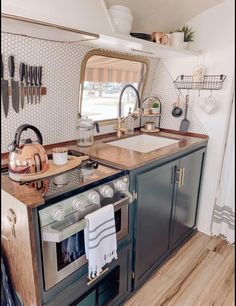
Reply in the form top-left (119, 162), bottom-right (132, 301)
top-left (42, 191), bottom-right (133, 243)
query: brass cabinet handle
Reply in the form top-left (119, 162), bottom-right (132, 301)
top-left (181, 167), bottom-right (185, 187)
top-left (87, 267), bottom-right (109, 286)
top-left (176, 168), bottom-right (183, 188)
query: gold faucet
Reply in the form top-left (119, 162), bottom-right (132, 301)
top-left (115, 110), bottom-right (141, 138)
top-left (116, 117), bottom-right (127, 138)
top-left (115, 84), bottom-right (142, 138)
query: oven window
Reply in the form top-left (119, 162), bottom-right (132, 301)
top-left (56, 231), bottom-right (85, 271)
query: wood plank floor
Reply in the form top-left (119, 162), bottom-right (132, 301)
top-left (124, 232), bottom-right (235, 306)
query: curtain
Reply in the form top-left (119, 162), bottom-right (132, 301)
top-left (211, 93), bottom-right (235, 244)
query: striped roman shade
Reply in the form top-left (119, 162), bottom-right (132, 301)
top-left (84, 55), bottom-right (142, 83)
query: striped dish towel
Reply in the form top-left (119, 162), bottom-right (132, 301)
top-left (84, 204), bottom-right (118, 278)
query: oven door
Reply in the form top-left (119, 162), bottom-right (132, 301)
top-left (41, 192), bottom-right (132, 290)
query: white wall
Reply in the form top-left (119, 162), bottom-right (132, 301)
top-left (162, 0), bottom-right (235, 234)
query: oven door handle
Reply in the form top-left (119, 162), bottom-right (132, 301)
top-left (42, 191), bottom-right (133, 243)
top-left (113, 191), bottom-right (133, 211)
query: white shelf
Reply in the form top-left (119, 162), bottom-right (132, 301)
top-left (87, 32), bottom-right (201, 59)
top-left (1, 12), bottom-right (201, 58)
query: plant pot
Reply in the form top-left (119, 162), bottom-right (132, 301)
top-left (182, 42), bottom-right (189, 49)
top-left (170, 32), bottom-right (184, 48)
top-left (151, 108), bottom-right (160, 114)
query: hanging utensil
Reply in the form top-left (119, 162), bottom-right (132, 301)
top-left (19, 62), bottom-right (25, 109)
top-left (8, 55), bottom-right (20, 113)
top-left (172, 94), bottom-right (183, 117)
top-left (1, 54), bottom-right (9, 118)
top-left (24, 64), bottom-right (30, 104)
top-left (179, 94), bottom-right (190, 132)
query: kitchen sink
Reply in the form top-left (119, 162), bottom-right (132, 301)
top-left (107, 134), bottom-right (180, 153)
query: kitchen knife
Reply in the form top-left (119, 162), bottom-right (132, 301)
top-left (1, 54), bottom-right (9, 118)
top-left (8, 55), bottom-right (20, 113)
top-left (33, 66), bottom-right (38, 104)
top-left (29, 66), bottom-right (34, 104)
top-left (37, 66), bottom-right (42, 103)
top-left (19, 63), bottom-right (25, 109)
top-left (24, 65), bottom-right (30, 104)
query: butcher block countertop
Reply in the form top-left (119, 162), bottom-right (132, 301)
top-left (1, 130), bottom-right (208, 207)
top-left (68, 130), bottom-right (208, 170)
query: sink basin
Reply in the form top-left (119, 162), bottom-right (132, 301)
top-left (107, 134), bottom-right (180, 153)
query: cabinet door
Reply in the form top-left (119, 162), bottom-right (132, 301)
top-left (172, 150), bottom-right (204, 248)
top-left (134, 161), bottom-right (177, 287)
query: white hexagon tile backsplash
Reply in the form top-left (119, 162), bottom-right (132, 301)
top-left (1, 33), bottom-right (206, 153)
top-left (1, 33), bottom-right (93, 153)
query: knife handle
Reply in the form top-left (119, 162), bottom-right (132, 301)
top-left (24, 64), bottom-right (29, 84)
top-left (19, 63), bottom-right (25, 82)
top-left (33, 67), bottom-right (38, 86)
top-left (1, 54), bottom-right (3, 79)
top-left (8, 56), bottom-right (15, 78)
top-left (29, 66), bottom-right (34, 85)
top-left (38, 66), bottom-right (42, 86)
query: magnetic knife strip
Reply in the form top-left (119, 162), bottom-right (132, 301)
top-left (1, 54), bottom-right (46, 118)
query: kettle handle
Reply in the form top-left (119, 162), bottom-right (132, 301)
top-left (8, 124), bottom-right (43, 152)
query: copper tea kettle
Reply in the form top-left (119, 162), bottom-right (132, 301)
top-left (8, 124), bottom-right (49, 180)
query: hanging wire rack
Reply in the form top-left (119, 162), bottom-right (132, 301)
top-left (174, 74), bottom-right (226, 90)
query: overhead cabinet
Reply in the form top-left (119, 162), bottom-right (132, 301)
top-left (132, 147), bottom-right (206, 289)
top-left (1, 0), bottom-right (114, 36)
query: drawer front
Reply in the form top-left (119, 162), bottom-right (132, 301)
top-left (45, 244), bottom-right (132, 306)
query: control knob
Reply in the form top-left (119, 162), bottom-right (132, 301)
top-left (51, 207), bottom-right (65, 221)
top-left (100, 185), bottom-right (114, 198)
top-left (114, 179), bottom-right (128, 192)
top-left (88, 191), bottom-right (100, 205)
top-left (73, 199), bottom-right (88, 212)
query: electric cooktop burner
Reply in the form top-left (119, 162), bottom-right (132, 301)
top-left (1, 150), bottom-right (125, 201)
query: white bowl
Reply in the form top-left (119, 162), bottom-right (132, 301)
top-left (112, 18), bottom-right (132, 34)
top-left (109, 5), bottom-right (131, 14)
top-left (109, 9), bottom-right (133, 23)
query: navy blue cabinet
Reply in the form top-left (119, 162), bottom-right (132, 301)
top-left (132, 148), bottom-right (205, 289)
top-left (171, 149), bottom-right (205, 249)
top-left (133, 161), bottom-right (177, 287)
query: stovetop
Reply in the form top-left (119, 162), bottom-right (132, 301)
top-left (1, 150), bottom-right (126, 202)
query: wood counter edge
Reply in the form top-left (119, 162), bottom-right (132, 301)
top-left (1, 129), bottom-right (208, 165)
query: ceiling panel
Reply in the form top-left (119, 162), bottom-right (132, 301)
top-left (105, 0), bottom-right (226, 33)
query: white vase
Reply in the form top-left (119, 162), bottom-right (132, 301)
top-left (182, 42), bottom-right (189, 49)
top-left (170, 32), bottom-right (184, 48)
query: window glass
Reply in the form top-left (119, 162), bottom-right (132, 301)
top-left (80, 53), bottom-right (148, 121)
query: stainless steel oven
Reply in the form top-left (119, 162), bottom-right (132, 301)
top-left (38, 175), bottom-right (132, 290)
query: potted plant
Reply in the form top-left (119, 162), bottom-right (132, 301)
top-left (151, 101), bottom-right (160, 114)
top-left (176, 24), bottom-right (195, 49)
